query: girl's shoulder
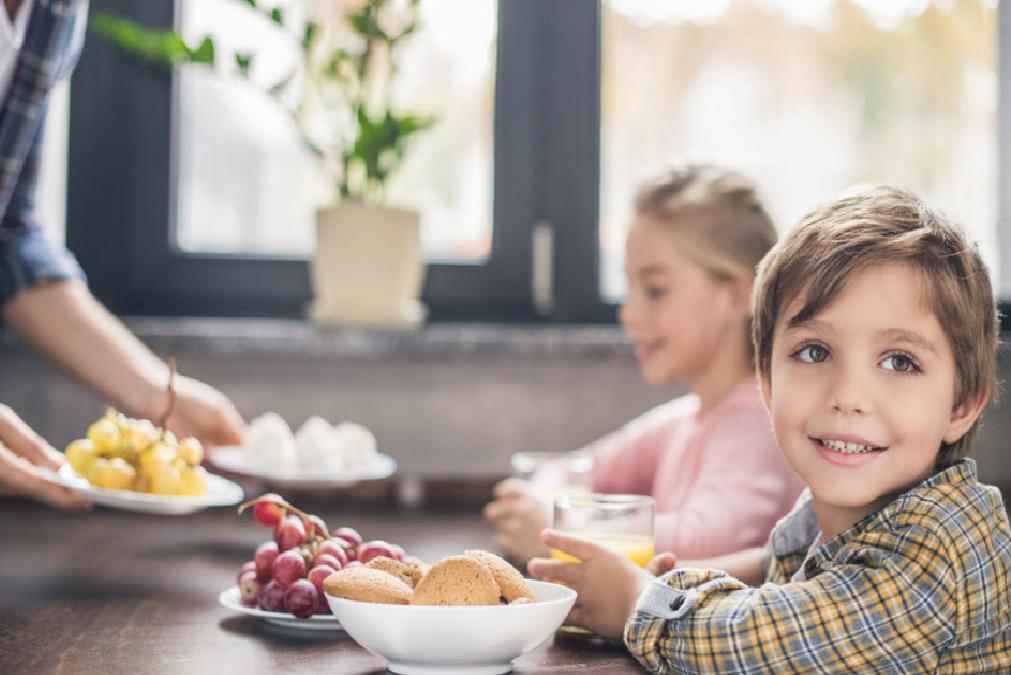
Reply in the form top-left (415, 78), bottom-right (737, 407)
top-left (643, 393), bottom-right (701, 424)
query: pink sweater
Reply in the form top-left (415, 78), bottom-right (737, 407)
top-left (588, 379), bottom-right (805, 559)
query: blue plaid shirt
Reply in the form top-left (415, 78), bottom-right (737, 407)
top-left (626, 459), bottom-right (1011, 673)
top-left (0, 0), bottom-right (88, 306)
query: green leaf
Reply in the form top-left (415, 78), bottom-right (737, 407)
top-left (91, 13), bottom-right (214, 68)
top-left (270, 7), bottom-right (284, 26)
top-left (191, 36), bottom-right (215, 65)
top-left (303, 21), bottom-right (319, 50)
top-left (267, 71), bottom-right (294, 96)
top-left (234, 52), bottom-right (253, 74)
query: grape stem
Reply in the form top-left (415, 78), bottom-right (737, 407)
top-left (237, 495), bottom-right (330, 539)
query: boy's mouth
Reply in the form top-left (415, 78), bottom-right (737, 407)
top-left (813, 437), bottom-right (884, 454)
top-left (810, 436), bottom-right (888, 464)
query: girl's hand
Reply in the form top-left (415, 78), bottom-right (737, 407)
top-left (0, 404), bottom-right (90, 510)
top-left (527, 529), bottom-right (655, 640)
top-left (482, 478), bottom-right (551, 566)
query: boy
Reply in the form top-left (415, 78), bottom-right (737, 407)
top-left (530, 185), bottom-right (1011, 672)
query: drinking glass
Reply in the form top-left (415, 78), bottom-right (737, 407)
top-left (551, 493), bottom-right (655, 567)
top-left (511, 451), bottom-right (593, 496)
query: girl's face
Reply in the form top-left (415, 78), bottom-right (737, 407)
top-left (619, 219), bottom-right (748, 385)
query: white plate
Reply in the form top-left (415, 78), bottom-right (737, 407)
top-left (57, 463), bottom-right (244, 515)
top-left (218, 586), bottom-right (344, 632)
top-left (209, 447), bottom-right (396, 487)
top-left (327, 579), bottom-right (576, 674)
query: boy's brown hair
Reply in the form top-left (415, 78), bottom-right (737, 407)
top-left (753, 185), bottom-right (998, 467)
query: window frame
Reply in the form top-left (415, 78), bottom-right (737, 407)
top-left (68, 0), bottom-right (568, 321)
top-left (66, 0), bottom-right (1011, 326)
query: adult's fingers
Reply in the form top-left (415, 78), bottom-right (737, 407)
top-left (0, 404), bottom-right (63, 469)
top-left (0, 445), bottom-right (90, 510)
top-left (527, 556), bottom-right (583, 586)
top-left (539, 528), bottom-right (609, 562)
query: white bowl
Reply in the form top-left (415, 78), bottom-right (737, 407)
top-left (326, 579), bottom-right (576, 674)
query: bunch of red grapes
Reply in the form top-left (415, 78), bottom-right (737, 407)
top-left (235, 493), bottom-right (414, 618)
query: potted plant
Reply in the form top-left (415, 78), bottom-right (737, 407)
top-left (94, 0), bottom-right (434, 328)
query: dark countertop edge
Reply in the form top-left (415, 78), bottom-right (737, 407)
top-left (0, 317), bottom-right (635, 361)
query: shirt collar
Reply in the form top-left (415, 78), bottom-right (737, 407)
top-left (770, 458), bottom-right (978, 558)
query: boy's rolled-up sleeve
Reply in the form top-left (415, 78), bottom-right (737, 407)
top-left (624, 526), bottom-right (956, 674)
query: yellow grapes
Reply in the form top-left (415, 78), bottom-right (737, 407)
top-left (66, 408), bottom-right (206, 496)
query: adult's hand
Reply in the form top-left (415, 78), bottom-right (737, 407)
top-left (0, 404), bottom-right (90, 509)
top-left (155, 374), bottom-right (245, 449)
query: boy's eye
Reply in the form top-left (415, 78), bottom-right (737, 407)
top-left (645, 286), bottom-right (667, 300)
top-left (794, 344), bottom-right (830, 363)
top-left (881, 353), bottom-right (920, 374)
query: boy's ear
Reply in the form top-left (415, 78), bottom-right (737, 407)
top-left (942, 389), bottom-right (989, 444)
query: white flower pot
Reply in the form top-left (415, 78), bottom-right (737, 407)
top-left (309, 202), bottom-right (427, 329)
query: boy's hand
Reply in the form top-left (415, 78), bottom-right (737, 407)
top-left (483, 478), bottom-right (551, 565)
top-left (527, 529), bottom-right (656, 640)
top-left (646, 551), bottom-right (678, 576)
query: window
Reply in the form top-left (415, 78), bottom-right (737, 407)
top-left (67, 1), bottom-right (1007, 321)
top-left (69, 0), bottom-right (537, 320)
top-left (600, 0), bottom-right (999, 301)
top-left (175, 0), bottom-right (497, 262)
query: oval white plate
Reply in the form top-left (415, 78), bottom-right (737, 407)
top-left (218, 586), bottom-right (344, 632)
top-left (209, 447), bottom-right (396, 488)
top-left (57, 463), bottom-right (244, 515)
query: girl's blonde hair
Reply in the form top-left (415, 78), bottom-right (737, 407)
top-left (634, 165), bottom-right (778, 361)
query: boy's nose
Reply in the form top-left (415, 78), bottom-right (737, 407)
top-left (828, 368), bottom-right (871, 415)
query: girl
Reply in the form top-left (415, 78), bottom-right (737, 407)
top-left (484, 165), bottom-right (805, 565)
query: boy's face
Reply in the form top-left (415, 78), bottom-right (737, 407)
top-left (759, 262), bottom-right (981, 526)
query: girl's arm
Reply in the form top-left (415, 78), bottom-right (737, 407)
top-left (678, 547), bottom-right (767, 586)
top-left (588, 395), bottom-right (695, 495)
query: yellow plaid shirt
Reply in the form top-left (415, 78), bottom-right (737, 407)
top-left (625, 459), bottom-right (1011, 673)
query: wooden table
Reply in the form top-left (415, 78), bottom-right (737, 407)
top-left (0, 498), bottom-right (644, 674)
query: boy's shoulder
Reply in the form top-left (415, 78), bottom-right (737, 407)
top-left (884, 459), bottom-right (1008, 541)
top-left (862, 460), bottom-right (1011, 587)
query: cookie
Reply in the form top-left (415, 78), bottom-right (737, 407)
top-left (464, 549), bottom-right (535, 603)
top-left (410, 555), bottom-right (501, 606)
top-left (366, 556), bottom-right (424, 588)
top-left (323, 566), bottom-right (413, 605)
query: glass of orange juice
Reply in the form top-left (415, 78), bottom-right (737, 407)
top-left (551, 493), bottom-right (655, 566)
top-left (551, 493), bottom-right (655, 638)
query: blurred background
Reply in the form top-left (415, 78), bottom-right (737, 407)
top-left (3, 0), bottom-right (1009, 502)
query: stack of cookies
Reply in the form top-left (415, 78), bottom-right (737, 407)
top-left (324, 549), bottom-right (535, 606)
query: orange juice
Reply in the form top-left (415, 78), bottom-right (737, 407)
top-left (551, 533), bottom-right (655, 567)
